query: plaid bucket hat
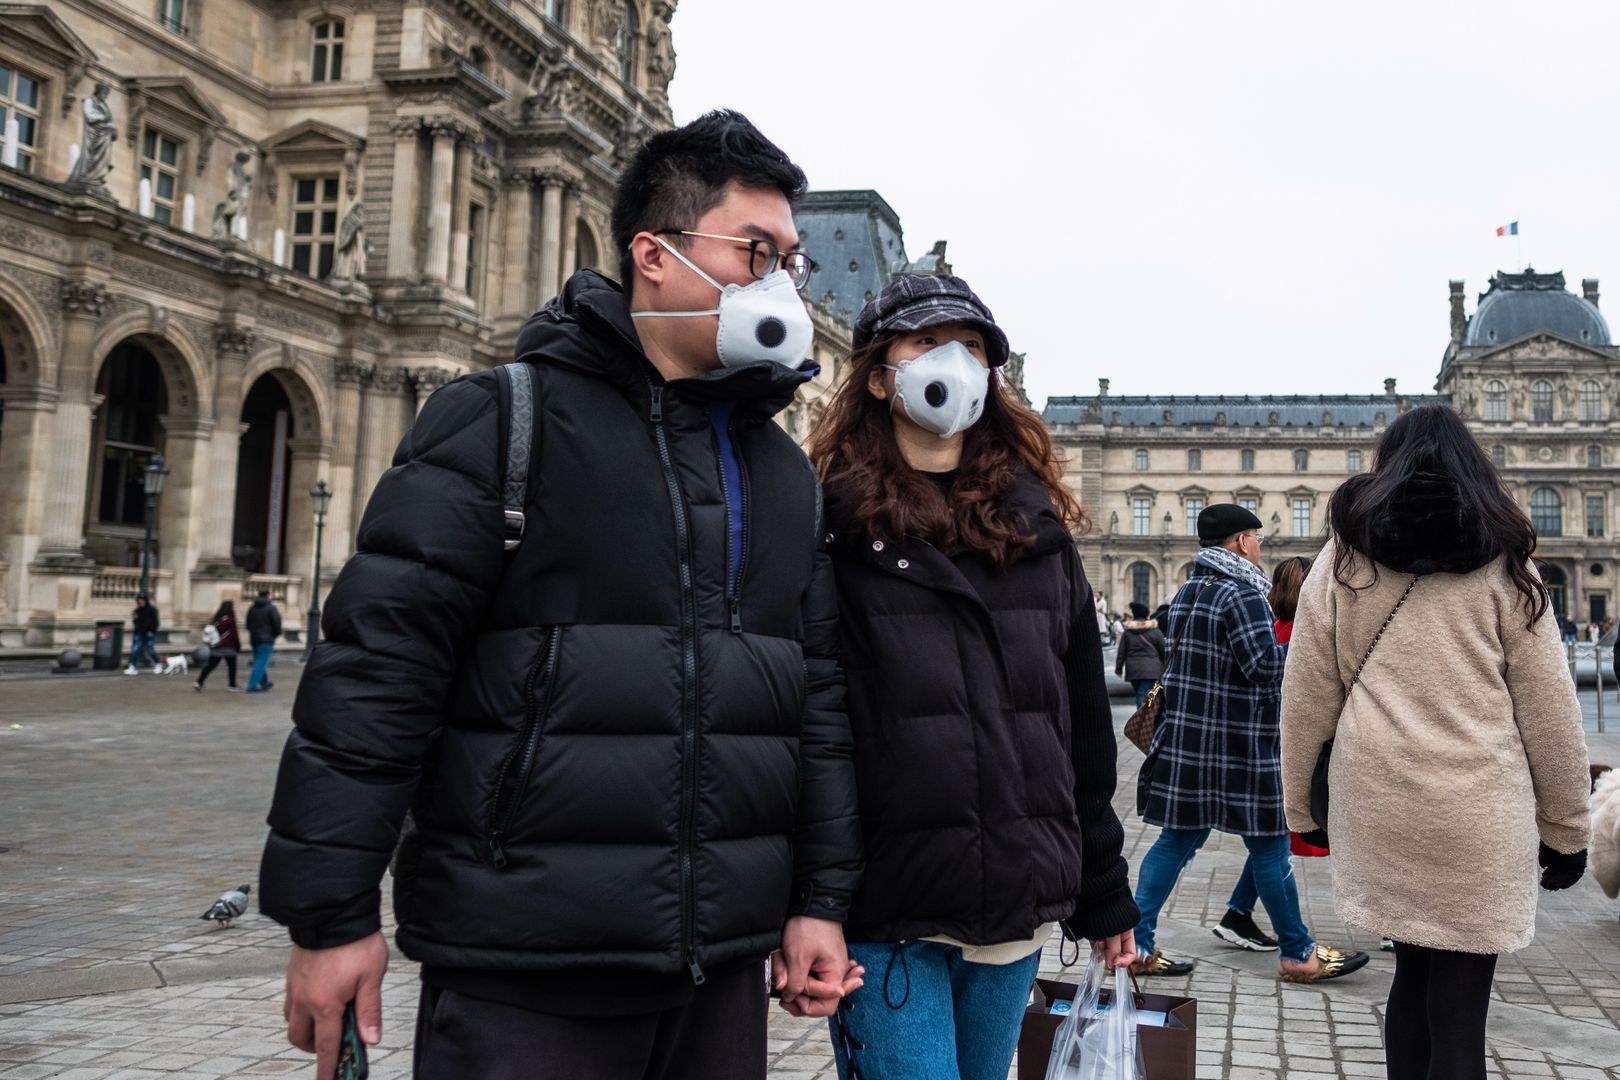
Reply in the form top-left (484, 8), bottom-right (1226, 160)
top-left (852, 274), bottom-right (1010, 366)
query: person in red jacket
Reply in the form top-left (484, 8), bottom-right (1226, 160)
top-left (1270, 557), bottom-right (1312, 646)
top-left (195, 600), bottom-right (241, 691)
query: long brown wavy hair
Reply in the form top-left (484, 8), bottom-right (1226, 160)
top-left (805, 334), bottom-right (1087, 571)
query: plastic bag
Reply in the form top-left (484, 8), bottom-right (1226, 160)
top-left (1044, 947), bottom-right (1146, 1080)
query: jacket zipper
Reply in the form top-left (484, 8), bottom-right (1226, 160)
top-left (487, 627), bottom-right (562, 869)
top-left (649, 384), bottom-right (706, 985)
top-left (713, 411), bottom-right (751, 635)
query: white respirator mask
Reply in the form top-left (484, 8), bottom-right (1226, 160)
top-left (631, 237), bottom-right (815, 369)
top-left (883, 341), bottom-right (992, 439)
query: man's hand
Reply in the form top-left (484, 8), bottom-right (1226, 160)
top-left (284, 931), bottom-right (388, 1080)
top-left (1091, 928), bottom-right (1138, 970)
top-left (771, 916), bottom-right (863, 1018)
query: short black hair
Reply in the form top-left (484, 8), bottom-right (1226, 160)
top-left (611, 109), bottom-right (807, 287)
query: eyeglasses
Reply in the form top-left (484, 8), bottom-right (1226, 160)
top-left (656, 229), bottom-right (818, 290)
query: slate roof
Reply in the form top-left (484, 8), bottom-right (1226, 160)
top-left (1463, 269), bottom-right (1610, 348)
top-left (795, 190), bottom-right (909, 324)
top-left (1042, 394), bottom-right (1447, 428)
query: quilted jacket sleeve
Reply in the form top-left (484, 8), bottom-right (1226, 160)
top-left (259, 374), bottom-right (508, 948)
top-left (786, 516), bottom-right (864, 922)
top-left (1061, 551), bottom-right (1141, 941)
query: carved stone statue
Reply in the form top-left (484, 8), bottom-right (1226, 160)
top-left (65, 82), bottom-right (117, 197)
top-left (645, 3), bottom-right (676, 103)
top-left (330, 202), bottom-right (367, 282)
top-left (1108, 510), bottom-right (1119, 535)
top-left (593, 0), bottom-right (625, 46)
top-left (1510, 383), bottom-right (1526, 411)
top-left (211, 151), bottom-right (254, 241)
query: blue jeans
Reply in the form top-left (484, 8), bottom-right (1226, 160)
top-left (1133, 829), bottom-right (1313, 962)
top-left (1132, 679), bottom-right (1155, 708)
top-left (246, 643), bottom-right (274, 690)
top-left (831, 940), bottom-right (1041, 1080)
top-left (128, 632), bottom-right (158, 670)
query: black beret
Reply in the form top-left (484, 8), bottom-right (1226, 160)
top-left (1197, 503), bottom-right (1264, 546)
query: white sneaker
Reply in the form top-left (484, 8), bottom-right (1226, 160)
top-left (123, 666), bottom-right (138, 675)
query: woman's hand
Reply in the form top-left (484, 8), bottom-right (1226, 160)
top-left (1091, 929), bottom-right (1138, 970)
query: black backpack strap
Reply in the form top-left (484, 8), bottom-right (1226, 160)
top-left (496, 362), bottom-right (535, 552)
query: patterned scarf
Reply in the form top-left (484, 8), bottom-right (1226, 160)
top-left (1195, 544), bottom-right (1275, 600)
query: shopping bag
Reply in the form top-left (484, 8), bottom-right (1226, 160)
top-left (1021, 975), bottom-right (1196, 1080)
top-left (1043, 949), bottom-right (1145, 1080)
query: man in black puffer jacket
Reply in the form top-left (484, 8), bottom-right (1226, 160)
top-left (261, 111), bottom-right (863, 1080)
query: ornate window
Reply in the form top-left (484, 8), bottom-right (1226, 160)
top-left (1292, 497), bottom-right (1312, 537)
top-left (466, 201), bottom-right (485, 300)
top-left (139, 127), bottom-right (183, 225)
top-left (0, 62), bottom-right (42, 174)
top-left (1130, 563), bottom-right (1153, 609)
top-left (1134, 448), bottom-right (1148, 471)
top-left (95, 344), bottom-right (166, 528)
top-left (544, 0), bottom-right (567, 22)
top-left (1187, 449), bottom-right (1202, 472)
top-left (1581, 380), bottom-right (1603, 421)
top-left (1485, 380), bottom-right (1507, 421)
top-left (1240, 448), bottom-right (1255, 473)
top-left (1132, 496), bottom-right (1152, 536)
top-left (1185, 497), bottom-right (1204, 536)
top-left (1492, 445), bottom-right (1506, 468)
top-left (1532, 380), bottom-right (1554, 422)
top-left (1589, 445), bottom-right (1603, 469)
top-left (290, 175), bottom-right (340, 278)
top-left (1238, 496), bottom-right (1258, 514)
top-left (1347, 449), bottom-right (1363, 472)
top-left (1587, 495), bottom-right (1606, 538)
top-left (157, 0), bottom-right (186, 33)
top-left (617, 1), bottom-right (639, 85)
top-left (311, 20), bottom-right (345, 82)
top-left (1293, 449), bottom-right (1309, 472)
top-left (1530, 487), bottom-right (1562, 537)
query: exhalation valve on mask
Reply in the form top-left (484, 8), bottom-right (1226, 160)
top-left (884, 341), bottom-right (991, 439)
top-left (630, 237), bottom-right (815, 369)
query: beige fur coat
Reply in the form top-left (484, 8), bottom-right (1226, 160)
top-left (1281, 540), bottom-right (1591, 954)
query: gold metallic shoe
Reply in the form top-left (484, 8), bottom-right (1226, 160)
top-left (1129, 949), bottom-right (1195, 977)
top-left (1279, 942), bottom-right (1370, 982)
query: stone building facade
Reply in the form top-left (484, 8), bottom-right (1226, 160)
top-left (1047, 269), bottom-right (1620, 632)
top-left (0, 0), bottom-right (672, 645)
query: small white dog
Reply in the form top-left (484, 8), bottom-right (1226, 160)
top-left (160, 654), bottom-right (190, 676)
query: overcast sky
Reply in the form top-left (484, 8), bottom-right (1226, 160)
top-left (667, 1), bottom-right (1620, 409)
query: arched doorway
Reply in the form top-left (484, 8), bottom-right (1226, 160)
top-left (1539, 561), bottom-right (1568, 618)
top-left (232, 373), bottom-right (295, 573)
top-left (86, 342), bottom-right (168, 567)
top-left (575, 219), bottom-right (599, 275)
top-left (1128, 561), bottom-right (1156, 610)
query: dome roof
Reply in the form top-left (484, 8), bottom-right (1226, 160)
top-left (1464, 269), bottom-right (1610, 347)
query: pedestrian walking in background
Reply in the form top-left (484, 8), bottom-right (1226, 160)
top-left (1116, 601), bottom-right (1167, 707)
top-left (1269, 557), bottom-right (1312, 646)
top-left (1282, 404), bottom-right (1591, 1080)
top-left (244, 588), bottom-right (282, 693)
top-left (125, 593), bottom-right (161, 674)
top-left (805, 273), bottom-right (1137, 1080)
top-left (1132, 503), bottom-right (1367, 982)
top-left (195, 600), bottom-right (241, 691)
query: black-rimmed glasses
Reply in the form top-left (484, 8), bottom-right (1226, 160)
top-left (656, 229), bottom-right (818, 289)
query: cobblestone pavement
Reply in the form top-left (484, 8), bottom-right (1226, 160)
top-left (1, 667), bottom-right (1617, 1078)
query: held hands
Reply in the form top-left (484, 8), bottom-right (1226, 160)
top-left (1539, 842), bottom-right (1588, 891)
top-left (284, 931), bottom-right (388, 1080)
top-left (770, 916), bottom-right (865, 1018)
top-left (1091, 928), bottom-right (1139, 970)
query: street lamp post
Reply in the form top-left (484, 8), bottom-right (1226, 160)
top-left (301, 480), bottom-right (332, 662)
top-left (138, 454), bottom-right (169, 598)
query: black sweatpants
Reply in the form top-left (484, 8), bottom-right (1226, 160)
top-left (412, 959), bottom-right (768, 1080)
top-left (196, 654), bottom-right (236, 687)
top-left (1384, 941), bottom-right (1498, 1080)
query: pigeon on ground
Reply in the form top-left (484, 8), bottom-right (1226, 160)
top-left (201, 884), bottom-right (251, 928)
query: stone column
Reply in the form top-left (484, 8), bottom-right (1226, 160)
top-left (0, 383), bottom-right (60, 621)
top-left (448, 135), bottom-right (474, 293)
top-left (423, 123), bottom-right (458, 284)
top-left (559, 182), bottom-right (580, 285)
top-left (155, 415), bottom-right (216, 621)
top-left (352, 366), bottom-right (410, 547)
top-left (194, 326), bottom-right (256, 572)
top-left (537, 173), bottom-right (564, 304)
top-left (386, 119), bottom-right (423, 279)
top-left (499, 170), bottom-right (534, 320)
top-left (36, 282), bottom-right (108, 561)
top-left (412, 366), bottom-right (457, 416)
top-left (325, 359), bottom-right (369, 567)
top-left (282, 436), bottom-right (331, 608)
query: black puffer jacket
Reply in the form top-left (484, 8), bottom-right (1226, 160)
top-left (261, 270), bottom-right (863, 979)
top-left (825, 472), bottom-right (1138, 945)
top-left (1114, 621), bottom-right (1166, 682)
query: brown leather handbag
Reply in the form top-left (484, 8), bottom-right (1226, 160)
top-left (1122, 577), bottom-right (1219, 754)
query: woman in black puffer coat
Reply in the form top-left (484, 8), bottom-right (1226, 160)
top-left (1115, 600), bottom-right (1167, 707)
top-left (805, 274), bottom-right (1138, 1080)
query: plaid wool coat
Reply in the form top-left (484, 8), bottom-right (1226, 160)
top-left (1137, 563), bottom-right (1289, 835)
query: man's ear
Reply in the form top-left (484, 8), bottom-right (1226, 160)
top-left (628, 232), bottom-right (668, 289)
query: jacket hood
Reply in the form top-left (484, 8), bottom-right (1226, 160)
top-left (1344, 471), bottom-right (1499, 575)
top-left (824, 465), bottom-right (1072, 561)
top-left (515, 269), bottom-right (815, 423)
top-left (1122, 619), bottom-right (1159, 632)
top-left (251, 596), bottom-right (271, 607)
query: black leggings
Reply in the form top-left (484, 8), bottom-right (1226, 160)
top-left (1385, 941), bottom-right (1498, 1080)
top-left (197, 654), bottom-right (237, 687)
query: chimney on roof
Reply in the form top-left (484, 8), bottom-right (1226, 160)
top-left (1583, 278), bottom-right (1600, 308)
top-left (1449, 280), bottom-right (1466, 346)
top-left (1098, 378), bottom-right (1110, 396)
top-left (1384, 378), bottom-right (1397, 396)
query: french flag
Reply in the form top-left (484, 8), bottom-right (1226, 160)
top-left (1496, 221), bottom-right (1519, 236)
